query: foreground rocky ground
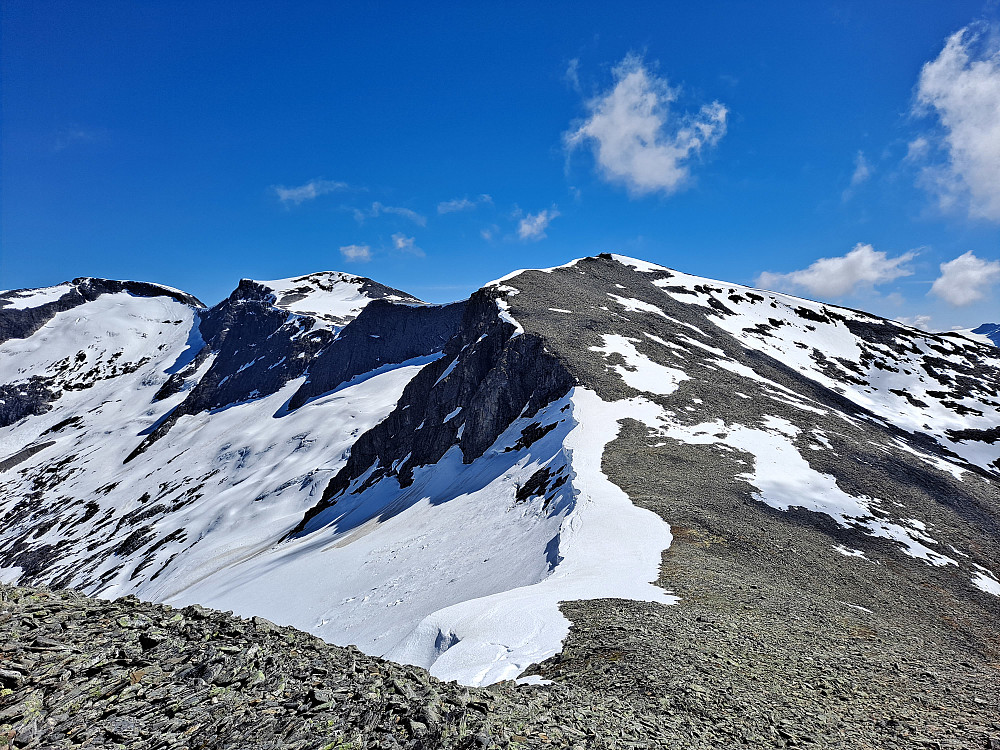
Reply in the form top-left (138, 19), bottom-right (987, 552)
top-left (1, 584), bottom-right (997, 749)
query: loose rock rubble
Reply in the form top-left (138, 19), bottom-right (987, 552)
top-left (2, 584), bottom-right (998, 749)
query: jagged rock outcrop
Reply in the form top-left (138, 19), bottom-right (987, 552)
top-left (296, 289), bottom-right (575, 535)
top-left (288, 300), bottom-right (467, 411)
top-left (127, 276), bottom-right (453, 461)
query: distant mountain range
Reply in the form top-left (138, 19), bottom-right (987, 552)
top-left (1, 254), bottom-right (997, 695)
top-left (972, 322), bottom-right (1000, 347)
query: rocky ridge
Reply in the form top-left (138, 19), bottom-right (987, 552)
top-left (2, 584), bottom-right (998, 750)
top-left (1, 254), bottom-right (998, 739)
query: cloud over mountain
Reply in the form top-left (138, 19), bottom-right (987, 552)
top-left (755, 243), bottom-right (916, 299)
top-left (565, 55), bottom-right (727, 196)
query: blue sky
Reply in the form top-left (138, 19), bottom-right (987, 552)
top-left (2, 1), bottom-right (998, 329)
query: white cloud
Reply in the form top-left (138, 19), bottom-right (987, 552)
top-left (392, 233), bottom-right (425, 258)
top-left (518, 209), bottom-right (559, 241)
top-left (481, 224), bottom-right (499, 241)
top-left (273, 179), bottom-right (347, 205)
top-left (437, 194), bottom-right (492, 214)
top-left (339, 244), bottom-right (372, 262)
top-left (913, 24), bottom-right (1000, 221)
top-left (438, 198), bottom-right (474, 213)
top-left (564, 54), bottom-right (727, 196)
top-left (756, 243), bottom-right (917, 298)
top-left (850, 151), bottom-right (872, 187)
top-left (930, 251), bottom-right (1000, 306)
top-left (896, 314), bottom-right (933, 331)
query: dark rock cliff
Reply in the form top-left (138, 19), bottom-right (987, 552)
top-left (288, 300), bottom-right (466, 410)
top-left (294, 288), bottom-right (575, 535)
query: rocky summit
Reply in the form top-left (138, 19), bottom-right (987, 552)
top-left (1, 255), bottom-right (998, 748)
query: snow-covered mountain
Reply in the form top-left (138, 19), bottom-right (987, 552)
top-left (970, 323), bottom-right (1000, 347)
top-left (1, 256), bottom-right (997, 687)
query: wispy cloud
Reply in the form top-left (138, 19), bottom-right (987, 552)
top-left (53, 127), bottom-right (101, 152)
top-left (930, 251), bottom-right (1000, 305)
top-left (352, 202), bottom-right (426, 226)
top-left (273, 179), bottom-right (348, 205)
top-left (564, 54), bottom-right (727, 196)
top-left (912, 23), bottom-right (1000, 221)
top-left (339, 244), bottom-right (372, 262)
top-left (905, 136), bottom-right (930, 162)
top-left (517, 209), bottom-right (559, 241)
top-left (376, 202), bottom-right (426, 225)
top-left (756, 243), bottom-right (917, 298)
top-left (842, 151), bottom-right (872, 201)
top-left (392, 233), bottom-right (425, 258)
top-left (437, 194), bottom-right (492, 214)
top-left (565, 58), bottom-right (581, 91)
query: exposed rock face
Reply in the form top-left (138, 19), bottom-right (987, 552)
top-left (297, 289), bottom-right (574, 533)
top-left (126, 280), bottom-right (338, 459)
top-left (974, 322), bottom-right (1000, 347)
top-left (288, 299), bottom-right (467, 411)
top-left (128, 277), bottom-right (459, 460)
top-left (0, 378), bottom-right (59, 429)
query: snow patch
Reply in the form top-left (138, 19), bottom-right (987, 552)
top-left (590, 335), bottom-right (689, 396)
top-left (972, 566), bottom-right (1000, 596)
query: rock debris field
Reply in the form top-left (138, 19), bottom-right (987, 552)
top-left (1, 585), bottom-right (998, 749)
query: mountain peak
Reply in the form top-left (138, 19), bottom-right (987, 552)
top-left (242, 271), bottom-right (423, 328)
top-left (0, 276), bottom-right (204, 311)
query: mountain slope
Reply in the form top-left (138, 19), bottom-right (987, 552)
top-left (0, 272), bottom-right (459, 607)
top-left (0, 256), bottom-right (997, 700)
